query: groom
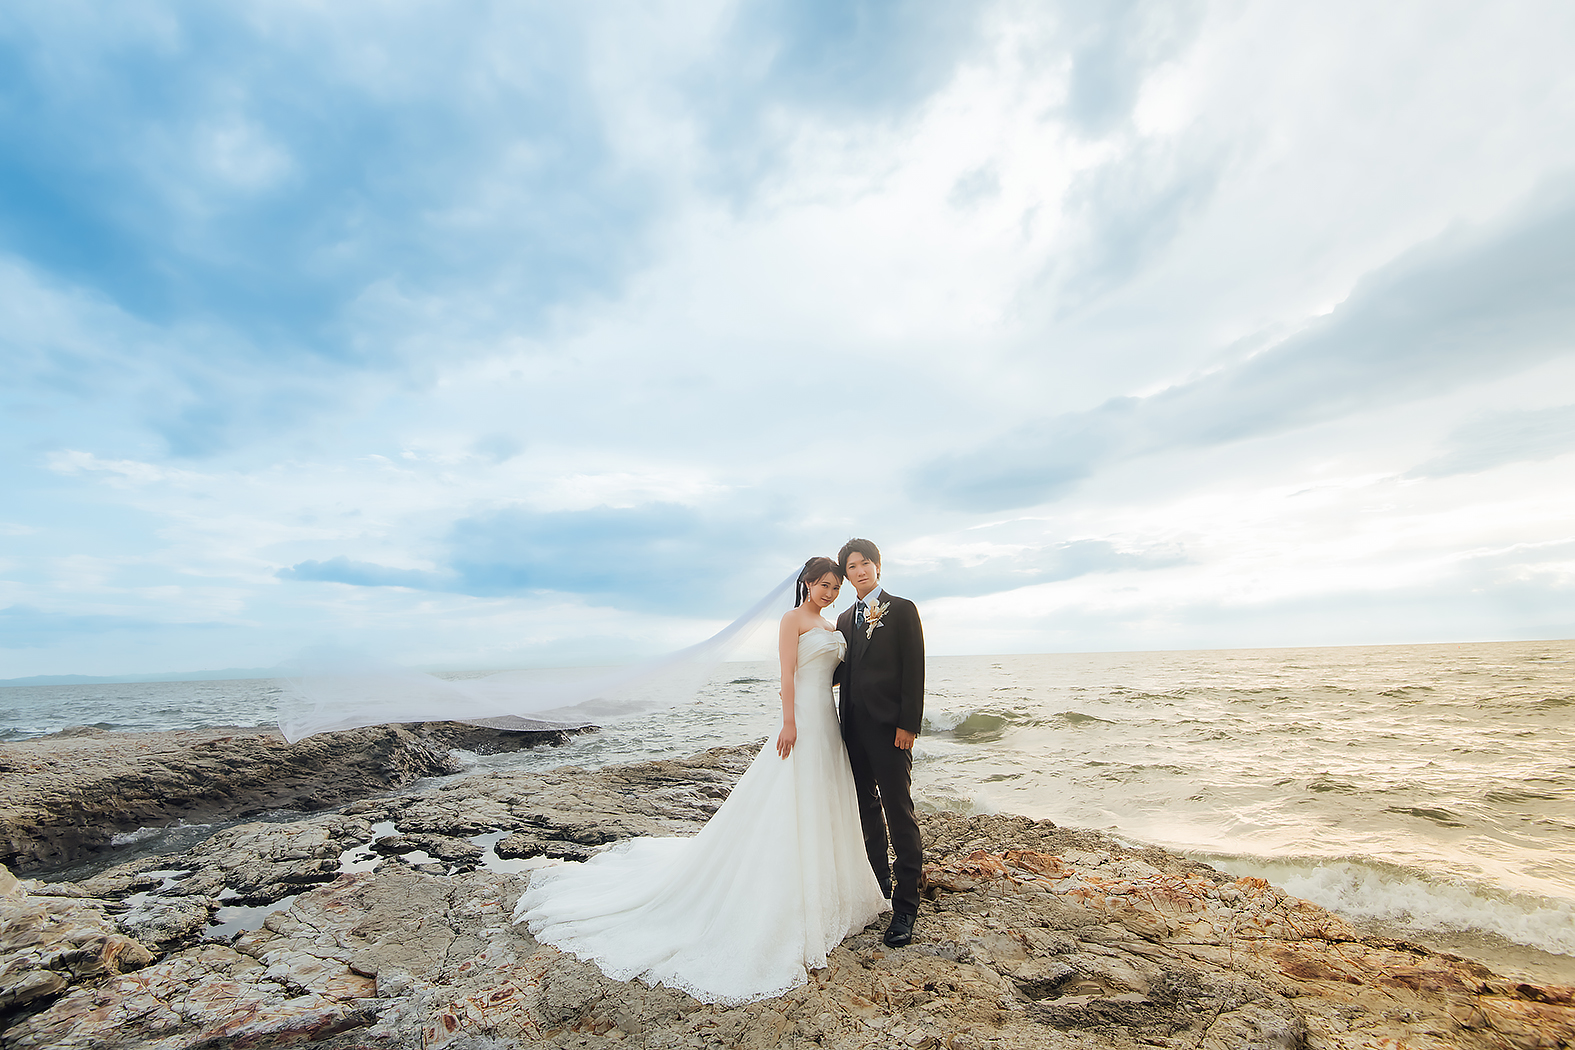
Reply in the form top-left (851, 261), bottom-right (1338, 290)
top-left (834, 538), bottom-right (924, 948)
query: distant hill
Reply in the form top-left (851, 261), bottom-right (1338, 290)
top-left (0, 668), bottom-right (280, 687)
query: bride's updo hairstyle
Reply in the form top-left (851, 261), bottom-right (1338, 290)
top-left (794, 556), bottom-right (843, 607)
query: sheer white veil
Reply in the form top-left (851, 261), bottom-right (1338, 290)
top-left (277, 573), bottom-right (796, 743)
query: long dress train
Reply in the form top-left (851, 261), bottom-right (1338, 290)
top-left (512, 628), bottom-right (887, 1004)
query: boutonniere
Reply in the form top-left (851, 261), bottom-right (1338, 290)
top-left (863, 599), bottom-right (890, 639)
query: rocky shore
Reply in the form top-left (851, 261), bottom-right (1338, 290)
top-left (0, 721), bottom-right (585, 872)
top-left (3, 732), bottom-right (1574, 1049)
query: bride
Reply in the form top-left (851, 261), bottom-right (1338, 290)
top-left (512, 556), bottom-right (889, 1004)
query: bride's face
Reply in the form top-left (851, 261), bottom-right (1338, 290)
top-left (805, 572), bottom-right (842, 610)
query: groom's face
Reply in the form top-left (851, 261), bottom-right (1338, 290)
top-left (845, 551), bottom-right (879, 598)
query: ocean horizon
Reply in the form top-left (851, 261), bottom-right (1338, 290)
top-left (9, 633), bottom-right (1571, 690)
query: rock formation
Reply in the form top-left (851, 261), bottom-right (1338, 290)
top-left (3, 741), bottom-right (1572, 1049)
top-left (0, 721), bottom-right (585, 872)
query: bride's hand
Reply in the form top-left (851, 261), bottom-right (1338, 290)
top-left (776, 722), bottom-right (797, 759)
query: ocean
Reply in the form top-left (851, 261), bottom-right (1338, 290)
top-left (5, 639), bottom-right (1572, 982)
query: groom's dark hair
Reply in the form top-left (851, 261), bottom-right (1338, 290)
top-left (838, 538), bottom-right (881, 577)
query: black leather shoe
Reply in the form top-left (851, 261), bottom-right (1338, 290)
top-left (883, 909), bottom-right (916, 948)
top-left (878, 881), bottom-right (893, 900)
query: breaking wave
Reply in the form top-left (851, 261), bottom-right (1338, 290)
top-left (1211, 856), bottom-right (1575, 958)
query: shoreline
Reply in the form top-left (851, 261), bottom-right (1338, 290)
top-left (1, 732), bottom-right (1572, 1048)
top-left (6, 723), bottom-right (1574, 982)
top-left (0, 721), bottom-right (587, 873)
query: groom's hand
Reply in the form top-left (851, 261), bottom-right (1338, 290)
top-left (894, 728), bottom-right (916, 750)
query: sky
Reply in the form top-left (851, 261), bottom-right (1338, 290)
top-left (3, 0), bottom-right (1574, 678)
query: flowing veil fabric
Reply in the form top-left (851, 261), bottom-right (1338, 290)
top-left (277, 575), bottom-right (795, 743)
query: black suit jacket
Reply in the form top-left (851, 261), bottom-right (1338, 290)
top-left (835, 591), bottom-right (925, 735)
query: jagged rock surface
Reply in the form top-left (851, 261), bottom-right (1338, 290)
top-left (0, 721), bottom-right (585, 871)
top-left (0, 867), bottom-right (153, 1018)
top-left (3, 746), bottom-right (1573, 1049)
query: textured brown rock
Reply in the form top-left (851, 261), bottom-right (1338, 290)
top-left (3, 746), bottom-right (1573, 1049)
top-left (0, 867), bottom-right (153, 1019)
top-left (0, 721), bottom-right (586, 872)
top-left (178, 813), bottom-right (377, 903)
top-left (112, 895), bottom-right (215, 956)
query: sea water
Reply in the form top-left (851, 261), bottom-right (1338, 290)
top-left (5, 639), bottom-right (1572, 980)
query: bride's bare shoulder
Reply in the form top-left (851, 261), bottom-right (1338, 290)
top-left (781, 607), bottom-right (836, 636)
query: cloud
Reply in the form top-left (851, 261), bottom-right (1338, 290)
top-left (1058, 0), bottom-right (1205, 136)
top-left (0, 3), bottom-right (669, 456)
top-left (0, 605), bottom-right (220, 648)
top-left (1059, 136), bottom-right (1222, 301)
top-left (918, 185), bottom-right (1575, 510)
top-left (1409, 405), bottom-right (1575, 478)
top-left (46, 449), bottom-right (201, 485)
top-left (276, 505), bottom-right (1184, 620)
top-left (948, 165), bottom-right (1001, 209)
top-left (471, 433), bottom-right (526, 464)
top-left (448, 502), bottom-right (708, 604)
top-left (921, 533), bottom-right (1575, 655)
top-left (0, 5), bottom-right (649, 333)
top-left (275, 501), bottom-right (809, 614)
top-left (728, 0), bottom-right (983, 114)
top-left (896, 538), bottom-right (1189, 599)
top-left (685, 0), bottom-right (987, 196)
top-left (275, 557), bottom-right (443, 590)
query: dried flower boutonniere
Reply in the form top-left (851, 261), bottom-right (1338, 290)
top-left (863, 599), bottom-right (890, 639)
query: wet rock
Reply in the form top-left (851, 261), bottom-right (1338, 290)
top-left (57, 856), bottom-right (179, 901)
top-left (495, 833), bottom-right (594, 863)
top-left (0, 721), bottom-right (587, 872)
top-left (402, 834), bottom-right (485, 871)
top-left (373, 833), bottom-right (419, 855)
top-left (179, 814), bottom-right (376, 904)
top-left (111, 895), bottom-right (215, 956)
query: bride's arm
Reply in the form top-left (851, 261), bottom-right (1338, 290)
top-left (776, 613), bottom-right (798, 759)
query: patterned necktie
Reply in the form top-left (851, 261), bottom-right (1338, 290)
top-left (855, 599), bottom-right (867, 628)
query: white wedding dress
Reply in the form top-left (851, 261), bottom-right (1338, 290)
top-left (513, 628), bottom-right (888, 1004)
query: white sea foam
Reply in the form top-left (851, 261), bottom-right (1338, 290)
top-left (922, 709), bottom-right (972, 733)
top-left (923, 708), bottom-right (1018, 737)
top-left (1214, 857), bottom-right (1575, 958)
top-left (109, 821), bottom-right (214, 849)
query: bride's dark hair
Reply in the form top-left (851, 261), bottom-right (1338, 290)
top-left (794, 556), bottom-right (843, 607)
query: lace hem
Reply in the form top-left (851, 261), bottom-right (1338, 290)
top-left (515, 875), bottom-right (887, 1006)
top-left (526, 919), bottom-right (814, 1006)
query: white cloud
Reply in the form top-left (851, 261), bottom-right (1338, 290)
top-left (46, 450), bottom-right (199, 485)
top-left (199, 118), bottom-right (295, 191)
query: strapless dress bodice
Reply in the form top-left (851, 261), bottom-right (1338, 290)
top-left (797, 628), bottom-right (845, 667)
top-left (793, 629), bottom-right (844, 725)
